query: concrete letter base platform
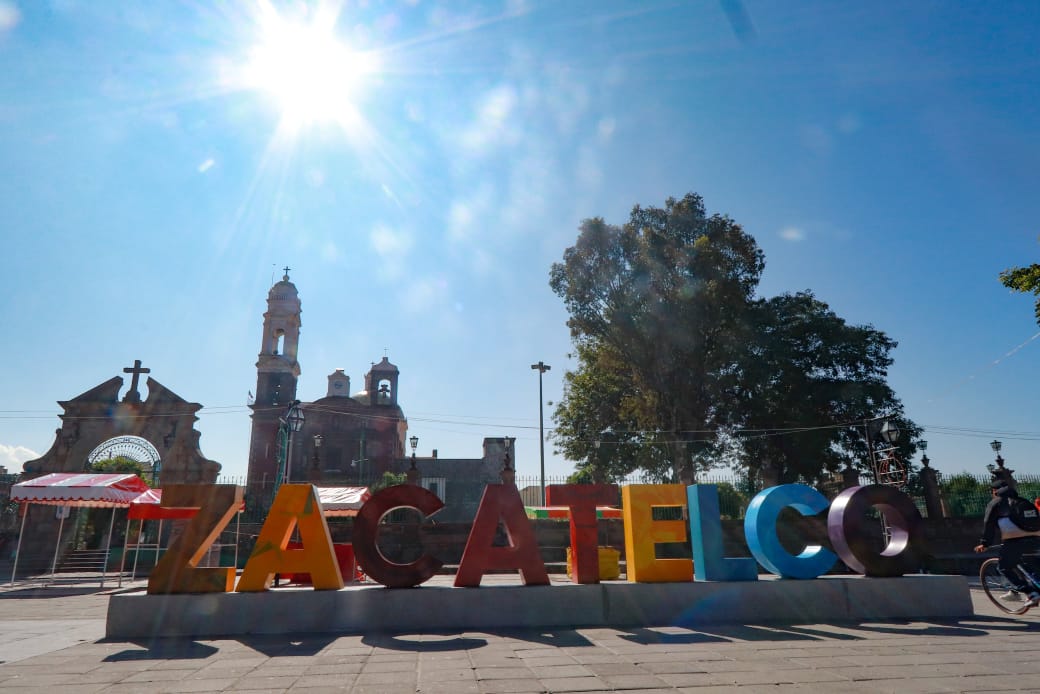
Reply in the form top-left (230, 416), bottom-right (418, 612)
top-left (106, 574), bottom-right (972, 639)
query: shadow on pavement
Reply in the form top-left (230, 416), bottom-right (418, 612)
top-left (619, 626), bottom-right (728, 645)
top-left (361, 634), bottom-right (489, 651)
top-left (104, 640), bottom-right (219, 661)
top-left (238, 635), bottom-right (338, 657)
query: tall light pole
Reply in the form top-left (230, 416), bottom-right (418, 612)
top-left (282, 400), bottom-right (304, 484)
top-left (531, 361), bottom-right (551, 505)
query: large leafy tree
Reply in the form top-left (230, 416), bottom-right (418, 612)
top-left (553, 341), bottom-right (671, 483)
top-left (735, 292), bottom-right (921, 484)
top-left (551, 193), bottom-right (920, 483)
top-left (1000, 263), bottom-right (1040, 325)
top-left (550, 193), bottom-right (764, 481)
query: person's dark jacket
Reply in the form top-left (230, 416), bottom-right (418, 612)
top-left (980, 485), bottom-right (1020, 547)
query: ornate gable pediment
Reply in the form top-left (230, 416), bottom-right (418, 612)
top-left (60, 376), bottom-right (123, 409)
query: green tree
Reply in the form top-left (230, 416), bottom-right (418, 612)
top-left (550, 193), bottom-right (920, 482)
top-left (369, 471), bottom-right (406, 493)
top-left (735, 292), bottom-right (921, 484)
top-left (553, 341), bottom-right (670, 482)
top-left (550, 193), bottom-right (764, 481)
top-left (942, 473), bottom-right (990, 518)
top-left (999, 262), bottom-right (1040, 325)
top-left (90, 455), bottom-right (152, 482)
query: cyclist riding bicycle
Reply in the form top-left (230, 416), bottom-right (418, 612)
top-left (974, 480), bottom-right (1040, 606)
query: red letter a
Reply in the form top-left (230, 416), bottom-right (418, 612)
top-left (455, 484), bottom-right (549, 587)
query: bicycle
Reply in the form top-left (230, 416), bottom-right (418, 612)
top-left (979, 552), bottom-right (1040, 615)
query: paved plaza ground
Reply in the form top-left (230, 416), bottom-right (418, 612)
top-left (1, 576), bottom-right (1040, 693)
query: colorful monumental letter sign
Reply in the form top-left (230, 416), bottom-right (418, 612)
top-left (146, 481), bottom-right (925, 595)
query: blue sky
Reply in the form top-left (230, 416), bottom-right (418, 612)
top-left (2, 1), bottom-right (1039, 483)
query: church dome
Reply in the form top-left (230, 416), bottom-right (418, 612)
top-left (267, 271), bottom-right (301, 311)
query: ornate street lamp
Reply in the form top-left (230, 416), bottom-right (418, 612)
top-left (409, 435), bottom-right (419, 470)
top-left (530, 361), bottom-right (551, 505)
top-left (879, 420), bottom-right (900, 444)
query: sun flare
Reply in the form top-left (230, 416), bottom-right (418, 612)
top-left (244, 4), bottom-right (377, 131)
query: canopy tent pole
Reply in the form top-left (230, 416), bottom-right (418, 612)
top-left (156, 519), bottom-right (164, 566)
top-left (118, 516), bottom-right (135, 588)
top-left (100, 507), bottom-right (116, 588)
top-left (130, 520), bottom-right (143, 582)
top-left (50, 508), bottom-right (67, 581)
top-left (235, 511), bottom-right (241, 571)
top-left (9, 503), bottom-right (28, 585)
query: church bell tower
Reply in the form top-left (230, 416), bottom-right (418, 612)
top-left (246, 268), bottom-right (302, 501)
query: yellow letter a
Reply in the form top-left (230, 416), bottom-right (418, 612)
top-left (237, 484), bottom-right (344, 591)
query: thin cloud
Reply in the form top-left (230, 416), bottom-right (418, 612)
top-left (779, 226), bottom-right (806, 242)
top-left (0, 443), bottom-right (38, 471)
top-left (0, 2), bottom-right (21, 34)
top-left (197, 158), bottom-right (215, 173)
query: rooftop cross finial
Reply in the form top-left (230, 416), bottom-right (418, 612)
top-left (122, 359), bottom-right (151, 403)
top-left (282, 266), bottom-right (291, 281)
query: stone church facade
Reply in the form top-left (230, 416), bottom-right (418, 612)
top-left (22, 366), bottom-right (220, 484)
top-left (245, 271), bottom-right (408, 505)
top-left (244, 272), bottom-right (512, 521)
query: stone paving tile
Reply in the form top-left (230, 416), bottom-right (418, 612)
top-left (656, 672), bottom-right (721, 687)
top-left (599, 672), bottom-right (670, 689)
top-left (417, 682), bottom-right (482, 694)
top-left (419, 658), bottom-right (474, 671)
top-left (361, 658), bottom-right (419, 672)
top-left (474, 666), bottom-right (535, 680)
top-left (158, 677), bottom-right (238, 692)
top-left (118, 668), bottom-right (199, 682)
top-left (476, 679), bottom-right (547, 693)
top-left (232, 674), bottom-right (301, 689)
top-left (350, 686), bottom-right (420, 694)
top-left (835, 662), bottom-right (1000, 681)
top-left (302, 662), bottom-right (363, 675)
top-left (516, 655), bottom-right (578, 667)
top-left (250, 665), bottom-right (310, 677)
top-left (716, 667), bottom-right (853, 685)
top-left (418, 666), bottom-right (477, 681)
top-left (2, 685), bottom-right (110, 694)
top-left (583, 661), bottom-right (646, 675)
top-left (528, 664), bottom-right (591, 678)
top-left (538, 676), bottom-right (607, 692)
top-left (353, 669), bottom-right (417, 685)
top-left (639, 660), bottom-right (713, 674)
top-left (290, 673), bottom-right (355, 688)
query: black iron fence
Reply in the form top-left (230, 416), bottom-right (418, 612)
top-left (205, 469), bottom-right (1039, 522)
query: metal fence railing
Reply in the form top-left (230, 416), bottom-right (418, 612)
top-left (120, 469), bottom-right (1040, 522)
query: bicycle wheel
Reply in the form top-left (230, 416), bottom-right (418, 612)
top-left (980, 557), bottom-right (1031, 615)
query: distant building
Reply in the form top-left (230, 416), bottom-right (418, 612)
top-left (390, 437), bottom-right (514, 522)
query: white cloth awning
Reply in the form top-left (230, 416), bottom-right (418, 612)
top-left (316, 486), bottom-right (370, 516)
top-left (11, 473), bottom-right (151, 508)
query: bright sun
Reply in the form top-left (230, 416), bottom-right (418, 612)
top-left (244, 4), bottom-right (376, 131)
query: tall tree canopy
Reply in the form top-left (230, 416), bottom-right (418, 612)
top-left (550, 193), bottom-right (764, 482)
top-left (999, 262), bottom-right (1040, 325)
top-left (550, 193), bottom-right (919, 484)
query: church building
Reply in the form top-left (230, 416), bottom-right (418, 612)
top-left (245, 271), bottom-right (408, 505)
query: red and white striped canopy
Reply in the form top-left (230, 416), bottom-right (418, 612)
top-left (11, 473), bottom-right (151, 508)
top-left (316, 486), bottom-right (370, 516)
